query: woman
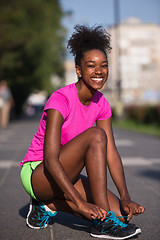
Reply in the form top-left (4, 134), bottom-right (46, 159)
top-left (20, 25), bottom-right (145, 239)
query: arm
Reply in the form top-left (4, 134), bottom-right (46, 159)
top-left (96, 117), bottom-right (145, 219)
top-left (44, 109), bottom-right (83, 206)
top-left (44, 109), bottom-right (106, 219)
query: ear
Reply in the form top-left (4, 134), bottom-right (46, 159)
top-left (76, 65), bottom-right (82, 79)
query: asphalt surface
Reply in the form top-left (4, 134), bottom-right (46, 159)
top-left (0, 116), bottom-right (160, 240)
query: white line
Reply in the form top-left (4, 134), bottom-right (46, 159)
top-left (115, 139), bottom-right (135, 147)
top-left (122, 157), bottom-right (160, 166)
top-left (0, 158), bottom-right (159, 169)
top-left (0, 161), bottom-right (20, 168)
top-left (50, 225), bottom-right (54, 240)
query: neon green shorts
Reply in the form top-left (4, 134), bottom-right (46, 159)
top-left (20, 161), bottom-right (42, 200)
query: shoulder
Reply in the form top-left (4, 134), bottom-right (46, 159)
top-left (94, 91), bottom-right (112, 120)
top-left (44, 84), bottom-right (75, 118)
top-left (50, 83), bottom-right (75, 100)
top-left (94, 91), bottom-right (110, 106)
top-left (46, 83), bottom-right (73, 103)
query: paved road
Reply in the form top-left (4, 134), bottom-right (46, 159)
top-left (0, 117), bottom-right (160, 240)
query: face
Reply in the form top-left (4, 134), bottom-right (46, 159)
top-left (76, 49), bottom-right (109, 90)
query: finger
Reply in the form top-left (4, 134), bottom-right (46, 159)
top-left (90, 210), bottom-right (99, 219)
top-left (91, 214), bottom-right (96, 219)
top-left (91, 211), bottom-right (99, 219)
top-left (123, 206), bottom-right (130, 215)
top-left (96, 207), bottom-right (105, 219)
top-left (100, 208), bottom-right (107, 221)
top-left (137, 206), bottom-right (145, 215)
top-left (90, 206), bottom-right (102, 219)
top-left (134, 205), bottom-right (145, 216)
top-left (140, 206), bottom-right (145, 213)
top-left (127, 208), bottom-right (134, 221)
top-left (128, 202), bottom-right (139, 215)
top-left (133, 206), bottom-right (140, 215)
top-left (91, 207), bottom-right (106, 220)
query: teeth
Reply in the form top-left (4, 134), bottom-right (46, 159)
top-left (91, 78), bottom-right (103, 82)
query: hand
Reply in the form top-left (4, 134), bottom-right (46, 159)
top-left (121, 197), bottom-right (145, 221)
top-left (77, 199), bottom-right (107, 221)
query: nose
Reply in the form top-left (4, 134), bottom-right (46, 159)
top-left (95, 66), bottom-right (102, 74)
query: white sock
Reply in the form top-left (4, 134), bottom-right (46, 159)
top-left (44, 204), bottom-right (56, 214)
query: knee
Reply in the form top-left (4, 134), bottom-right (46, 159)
top-left (88, 127), bottom-right (108, 146)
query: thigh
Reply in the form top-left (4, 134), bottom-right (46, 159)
top-left (20, 161), bottom-right (42, 200)
top-left (31, 127), bottom-right (101, 201)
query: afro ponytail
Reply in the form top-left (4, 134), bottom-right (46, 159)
top-left (67, 25), bottom-right (112, 66)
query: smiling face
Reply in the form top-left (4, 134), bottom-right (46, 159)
top-left (76, 49), bottom-right (109, 91)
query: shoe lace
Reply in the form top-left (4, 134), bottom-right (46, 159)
top-left (36, 207), bottom-right (57, 229)
top-left (104, 211), bottom-right (127, 229)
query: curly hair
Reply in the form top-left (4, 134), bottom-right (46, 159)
top-left (67, 25), bottom-right (112, 66)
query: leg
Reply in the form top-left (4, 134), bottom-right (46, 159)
top-left (46, 175), bottom-right (124, 221)
top-left (29, 127), bottom-right (141, 237)
top-left (0, 108), bottom-right (2, 127)
top-left (31, 127), bottom-right (118, 218)
top-left (1, 103), bottom-right (10, 128)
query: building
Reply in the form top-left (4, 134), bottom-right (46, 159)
top-left (105, 18), bottom-right (160, 106)
top-left (64, 18), bottom-right (160, 107)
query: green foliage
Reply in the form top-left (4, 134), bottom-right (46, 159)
top-left (113, 118), bottom-right (160, 137)
top-left (0, 0), bottom-right (66, 115)
top-left (112, 105), bottom-right (160, 136)
top-left (124, 105), bottom-right (160, 125)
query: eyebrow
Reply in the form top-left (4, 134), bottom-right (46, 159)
top-left (86, 60), bottom-right (108, 64)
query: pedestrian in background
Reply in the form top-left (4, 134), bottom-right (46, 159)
top-left (0, 80), bottom-right (14, 128)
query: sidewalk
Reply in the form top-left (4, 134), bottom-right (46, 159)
top-left (0, 117), bottom-right (160, 240)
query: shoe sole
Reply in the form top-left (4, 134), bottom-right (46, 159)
top-left (90, 228), bottom-right (141, 239)
top-left (26, 199), bottom-right (48, 229)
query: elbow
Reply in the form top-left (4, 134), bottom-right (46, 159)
top-left (43, 158), bottom-right (50, 175)
top-left (43, 156), bottom-right (56, 174)
top-left (43, 158), bottom-right (49, 170)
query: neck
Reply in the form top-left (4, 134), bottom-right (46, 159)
top-left (75, 80), bottom-right (96, 106)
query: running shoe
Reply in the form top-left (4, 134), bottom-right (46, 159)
top-left (26, 198), bottom-right (57, 229)
top-left (90, 211), bottom-right (141, 239)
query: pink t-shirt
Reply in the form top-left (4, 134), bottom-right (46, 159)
top-left (20, 83), bottom-right (111, 166)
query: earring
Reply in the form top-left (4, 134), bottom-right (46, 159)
top-left (78, 75), bottom-right (81, 78)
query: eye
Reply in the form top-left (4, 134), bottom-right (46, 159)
top-left (102, 64), bottom-right (108, 68)
top-left (87, 64), bottom-right (95, 68)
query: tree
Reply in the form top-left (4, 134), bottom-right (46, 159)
top-left (0, 0), bottom-right (66, 115)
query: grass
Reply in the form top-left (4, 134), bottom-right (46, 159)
top-left (112, 119), bottom-right (160, 137)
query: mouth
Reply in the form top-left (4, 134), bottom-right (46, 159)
top-left (90, 77), bottom-right (104, 82)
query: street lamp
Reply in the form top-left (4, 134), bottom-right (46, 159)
top-left (113, 0), bottom-right (124, 119)
top-left (114, 0), bottom-right (121, 101)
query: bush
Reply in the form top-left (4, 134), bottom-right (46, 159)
top-left (124, 105), bottom-right (160, 125)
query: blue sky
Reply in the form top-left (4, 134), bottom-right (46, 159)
top-left (60, 0), bottom-right (160, 39)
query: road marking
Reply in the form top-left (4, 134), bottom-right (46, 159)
top-left (122, 157), bottom-right (160, 166)
top-left (115, 139), bottom-right (135, 146)
top-left (0, 161), bottom-right (20, 168)
top-left (50, 225), bottom-right (54, 240)
top-left (0, 158), bottom-right (159, 169)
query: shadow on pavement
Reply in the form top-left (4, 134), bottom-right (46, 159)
top-left (19, 203), bottom-right (91, 232)
top-left (55, 212), bottom-right (91, 232)
top-left (138, 169), bottom-right (160, 181)
top-left (19, 203), bottom-right (29, 219)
